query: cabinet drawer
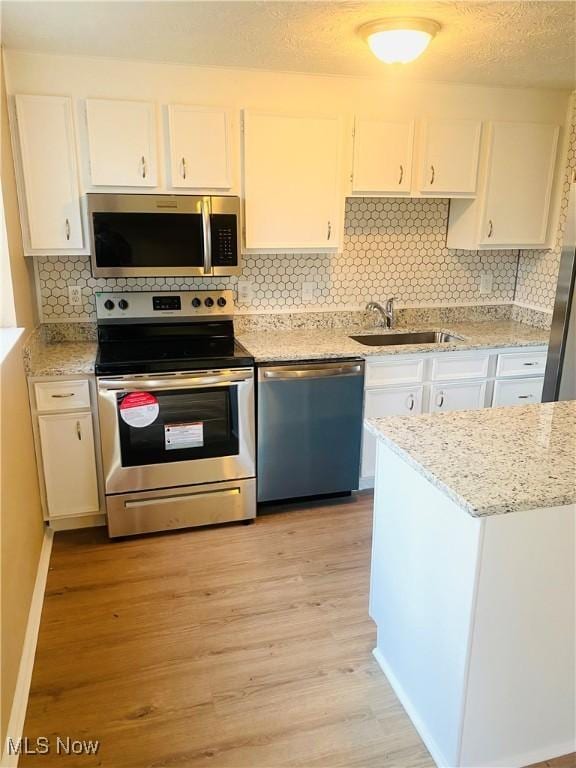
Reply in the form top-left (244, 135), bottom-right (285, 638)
top-left (496, 350), bottom-right (548, 378)
top-left (431, 353), bottom-right (489, 382)
top-left (366, 358), bottom-right (424, 387)
top-left (35, 380), bottom-right (91, 412)
top-left (492, 377), bottom-right (544, 407)
top-left (430, 381), bottom-right (487, 413)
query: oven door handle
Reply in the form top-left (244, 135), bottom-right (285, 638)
top-left (201, 197), bottom-right (212, 276)
top-left (98, 371), bottom-right (252, 392)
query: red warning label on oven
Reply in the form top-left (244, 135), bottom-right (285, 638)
top-left (119, 392), bottom-right (159, 428)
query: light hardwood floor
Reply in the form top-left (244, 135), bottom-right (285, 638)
top-left (22, 493), bottom-right (574, 767)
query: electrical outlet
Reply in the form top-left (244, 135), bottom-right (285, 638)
top-left (68, 285), bottom-right (83, 307)
top-left (237, 280), bottom-right (253, 304)
top-left (479, 273), bottom-right (493, 296)
top-left (302, 282), bottom-right (316, 302)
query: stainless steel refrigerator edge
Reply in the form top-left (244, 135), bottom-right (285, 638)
top-left (543, 174), bottom-right (576, 402)
top-left (257, 360), bottom-right (365, 503)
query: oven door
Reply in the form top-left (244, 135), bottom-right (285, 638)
top-left (97, 368), bottom-right (255, 494)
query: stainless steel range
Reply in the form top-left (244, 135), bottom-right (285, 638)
top-left (95, 290), bottom-right (255, 537)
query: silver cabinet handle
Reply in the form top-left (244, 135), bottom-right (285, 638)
top-left (181, 157), bottom-right (187, 180)
top-left (398, 165), bottom-right (404, 185)
top-left (76, 420), bottom-right (82, 440)
top-left (51, 392), bottom-right (75, 399)
top-left (518, 394), bottom-right (533, 399)
top-left (430, 165), bottom-right (435, 185)
top-left (437, 392), bottom-right (445, 408)
top-left (201, 198), bottom-right (212, 275)
top-left (65, 218), bottom-right (71, 241)
top-left (406, 394), bottom-right (415, 411)
top-left (140, 155), bottom-right (147, 179)
top-left (523, 362), bottom-right (537, 366)
top-left (487, 219), bottom-right (494, 238)
top-left (327, 221), bottom-right (332, 241)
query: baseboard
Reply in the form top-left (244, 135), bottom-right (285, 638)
top-left (372, 647), bottom-right (453, 768)
top-left (1, 528), bottom-right (53, 768)
top-left (472, 741), bottom-right (576, 768)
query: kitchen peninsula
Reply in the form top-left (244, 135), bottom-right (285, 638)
top-left (367, 401), bottom-right (576, 768)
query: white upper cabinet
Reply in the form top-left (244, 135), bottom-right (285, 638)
top-left (243, 112), bottom-right (343, 250)
top-left (478, 122), bottom-right (559, 247)
top-left (167, 105), bottom-right (231, 189)
top-left (447, 121), bottom-right (559, 250)
top-left (418, 119), bottom-right (482, 196)
top-left (15, 95), bottom-right (83, 251)
top-left (86, 98), bottom-right (158, 187)
top-left (351, 118), bottom-right (414, 195)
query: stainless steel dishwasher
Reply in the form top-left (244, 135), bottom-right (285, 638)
top-left (257, 359), bottom-right (365, 503)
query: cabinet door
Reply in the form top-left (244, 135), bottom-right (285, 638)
top-left (430, 381), bottom-right (487, 413)
top-left (86, 99), bottom-right (157, 187)
top-left (15, 95), bottom-right (83, 250)
top-left (352, 119), bottom-right (413, 194)
top-left (168, 105), bottom-right (231, 189)
top-left (480, 122), bottom-right (558, 247)
top-left (362, 385), bottom-right (423, 478)
top-left (244, 112), bottom-right (342, 249)
top-left (419, 120), bottom-right (481, 196)
top-left (38, 412), bottom-right (99, 518)
top-left (492, 377), bottom-right (544, 407)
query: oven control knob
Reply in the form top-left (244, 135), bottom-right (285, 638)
top-left (104, 299), bottom-right (115, 311)
top-left (204, 297), bottom-right (214, 307)
top-left (217, 297), bottom-right (227, 308)
top-left (118, 299), bottom-right (129, 310)
top-left (191, 298), bottom-right (201, 308)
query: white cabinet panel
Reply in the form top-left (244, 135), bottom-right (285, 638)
top-left (86, 98), bottom-right (158, 187)
top-left (366, 357), bottom-right (424, 387)
top-left (362, 385), bottom-right (423, 478)
top-left (244, 112), bottom-right (343, 249)
top-left (38, 412), bottom-right (99, 518)
top-left (15, 95), bottom-right (83, 251)
top-left (34, 380), bottom-right (91, 412)
top-left (418, 120), bottom-right (481, 196)
top-left (431, 353), bottom-right (490, 382)
top-left (496, 350), bottom-right (548, 378)
top-left (479, 123), bottom-right (559, 247)
top-left (168, 105), bottom-right (231, 189)
top-left (492, 377), bottom-right (544, 407)
top-left (352, 119), bottom-right (413, 194)
top-left (430, 381), bottom-right (487, 413)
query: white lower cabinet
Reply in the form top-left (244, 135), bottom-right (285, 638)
top-left (360, 346), bottom-right (547, 484)
top-left (362, 385), bottom-right (423, 478)
top-left (430, 381), bottom-right (487, 413)
top-left (492, 377), bottom-right (544, 407)
top-left (38, 412), bottom-right (100, 518)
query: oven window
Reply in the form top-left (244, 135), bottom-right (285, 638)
top-left (93, 212), bottom-right (204, 269)
top-left (117, 387), bottom-right (239, 467)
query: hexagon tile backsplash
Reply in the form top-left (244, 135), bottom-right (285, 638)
top-left (36, 197), bottom-right (522, 322)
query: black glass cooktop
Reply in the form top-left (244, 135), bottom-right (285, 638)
top-left (95, 321), bottom-right (253, 376)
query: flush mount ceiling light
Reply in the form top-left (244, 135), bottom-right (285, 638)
top-left (359, 18), bottom-right (441, 64)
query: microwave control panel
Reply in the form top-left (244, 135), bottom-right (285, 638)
top-left (211, 214), bottom-right (238, 267)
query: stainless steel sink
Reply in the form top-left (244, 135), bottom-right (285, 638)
top-left (349, 331), bottom-right (463, 347)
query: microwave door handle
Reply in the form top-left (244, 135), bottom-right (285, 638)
top-left (201, 199), bottom-right (212, 275)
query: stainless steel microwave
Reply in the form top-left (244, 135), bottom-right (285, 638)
top-left (87, 193), bottom-right (241, 278)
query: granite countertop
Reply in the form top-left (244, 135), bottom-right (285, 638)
top-left (237, 320), bottom-right (549, 362)
top-left (23, 319), bottom-right (549, 377)
top-left (366, 400), bottom-right (576, 518)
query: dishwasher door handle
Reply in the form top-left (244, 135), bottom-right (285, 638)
top-left (260, 363), bottom-right (363, 380)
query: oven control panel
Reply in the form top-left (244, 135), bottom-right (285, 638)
top-left (96, 290), bottom-right (234, 320)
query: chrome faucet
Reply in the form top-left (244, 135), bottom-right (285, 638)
top-left (366, 298), bottom-right (395, 329)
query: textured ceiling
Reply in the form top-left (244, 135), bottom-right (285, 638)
top-left (2, 1), bottom-right (575, 89)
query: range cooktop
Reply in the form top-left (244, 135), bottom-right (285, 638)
top-left (94, 290), bottom-right (254, 376)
